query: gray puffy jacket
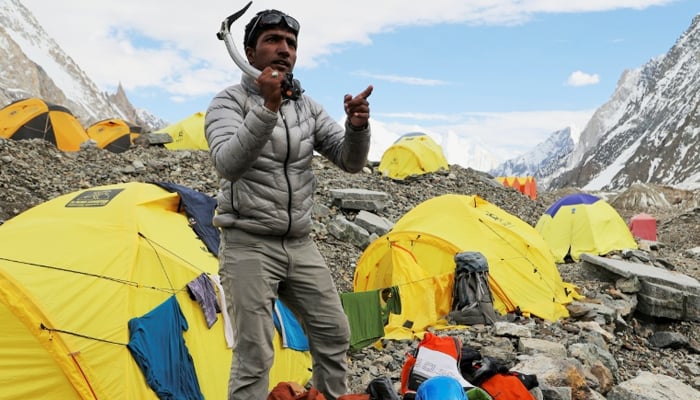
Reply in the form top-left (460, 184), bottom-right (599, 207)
top-left (205, 74), bottom-right (371, 238)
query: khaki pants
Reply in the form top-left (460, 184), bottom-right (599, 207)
top-left (219, 228), bottom-right (350, 400)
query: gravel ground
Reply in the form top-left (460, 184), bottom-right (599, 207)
top-left (1, 138), bottom-right (699, 396)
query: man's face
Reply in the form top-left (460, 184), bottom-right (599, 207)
top-left (246, 28), bottom-right (297, 74)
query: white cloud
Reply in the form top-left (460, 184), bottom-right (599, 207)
top-left (18, 0), bottom-right (672, 166)
top-left (371, 109), bottom-right (595, 162)
top-left (374, 112), bottom-right (460, 122)
top-left (353, 71), bottom-right (447, 86)
top-left (566, 71), bottom-right (601, 87)
top-left (23, 0), bottom-right (672, 98)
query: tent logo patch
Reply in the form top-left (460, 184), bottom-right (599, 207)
top-left (65, 188), bottom-right (124, 207)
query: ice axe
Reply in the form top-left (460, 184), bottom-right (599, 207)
top-left (216, 1), bottom-right (302, 100)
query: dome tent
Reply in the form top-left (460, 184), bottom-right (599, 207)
top-left (155, 111), bottom-right (208, 150)
top-left (378, 132), bottom-right (449, 180)
top-left (0, 182), bottom-right (311, 399)
top-left (0, 97), bottom-right (89, 151)
top-left (86, 118), bottom-right (142, 153)
top-left (353, 194), bottom-right (578, 340)
top-left (495, 176), bottom-right (537, 200)
top-left (535, 192), bottom-right (638, 263)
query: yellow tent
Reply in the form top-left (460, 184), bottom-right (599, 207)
top-left (535, 192), bottom-right (638, 263)
top-left (156, 112), bottom-right (208, 150)
top-left (0, 182), bottom-right (311, 399)
top-left (378, 132), bottom-right (449, 180)
top-left (0, 97), bottom-right (89, 152)
top-left (354, 194), bottom-right (577, 339)
top-left (86, 118), bottom-right (142, 153)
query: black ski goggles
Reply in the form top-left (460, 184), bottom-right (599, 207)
top-left (246, 11), bottom-right (300, 46)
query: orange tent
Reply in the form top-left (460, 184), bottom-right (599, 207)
top-left (0, 98), bottom-right (89, 152)
top-left (86, 118), bottom-right (142, 153)
top-left (496, 176), bottom-right (537, 200)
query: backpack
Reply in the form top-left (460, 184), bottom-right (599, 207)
top-left (400, 333), bottom-right (473, 397)
top-left (449, 251), bottom-right (499, 326)
top-left (366, 376), bottom-right (400, 400)
top-left (338, 376), bottom-right (400, 400)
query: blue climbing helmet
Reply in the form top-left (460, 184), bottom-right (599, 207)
top-left (415, 376), bottom-right (468, 400)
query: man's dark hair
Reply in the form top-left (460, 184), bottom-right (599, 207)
top-left (243, 9), bottom-right (300, 48)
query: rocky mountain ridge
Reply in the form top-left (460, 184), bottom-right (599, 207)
top-left (490, 127), bottom-right (574, 187)
top-left (491, 14), bottom-right (700, 192)
top-left (0, 0), bottom-right (165, 131)
top-left (4, 0), bottom-right (699, 192)
top-left (553, 14), bottom-right (700, 191)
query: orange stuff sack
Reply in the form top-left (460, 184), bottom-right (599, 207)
top-left (479, 372), bottom-right (535, 400)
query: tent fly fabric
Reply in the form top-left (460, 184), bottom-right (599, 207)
top-left (378, 132), bottom-right (449, 180)
top-left (86, 118), bottom-right (142, 153)
top-left (155, 111), bottom-right (208, 150)
top-left (0, 97), bottom-right (90, 152)
top-left (0, 182), bottom-right (311, 399)
top-left (353, 194), bottom-right (578, 340)
top-left (535, 193), bottom-right (639, 263)
top-left (495, 176), bottom-right (537, 200)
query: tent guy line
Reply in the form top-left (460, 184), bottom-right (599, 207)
top-left (0, 256), bottom-right (153, 289)
top-left (40, 323), bottom-right (128, 346)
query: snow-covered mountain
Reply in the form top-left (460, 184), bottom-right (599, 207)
top-left (0, 0), bottom-right (165, 130)
top-left (489, 127), bottom-right (574, 188)
top-left (550, 15), bottom-right (700, 191)
top-left (4, 0), bottom-right (699, 189)
top-left (0, 0), bottom-right (503, 172)
top-left (492, 14), bottom-right (700, 191)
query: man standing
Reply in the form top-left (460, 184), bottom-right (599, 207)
top-left (205, 7), bottom-right (373, 400)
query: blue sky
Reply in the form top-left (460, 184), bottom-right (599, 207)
top-left (21, 0), bottom-right (700, 166)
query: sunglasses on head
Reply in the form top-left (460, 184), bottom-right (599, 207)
top-left (248, 11), bottom-right (299, 44)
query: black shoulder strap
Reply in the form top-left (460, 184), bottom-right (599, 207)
top-left (452, 336), bottom-right (462, 364)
